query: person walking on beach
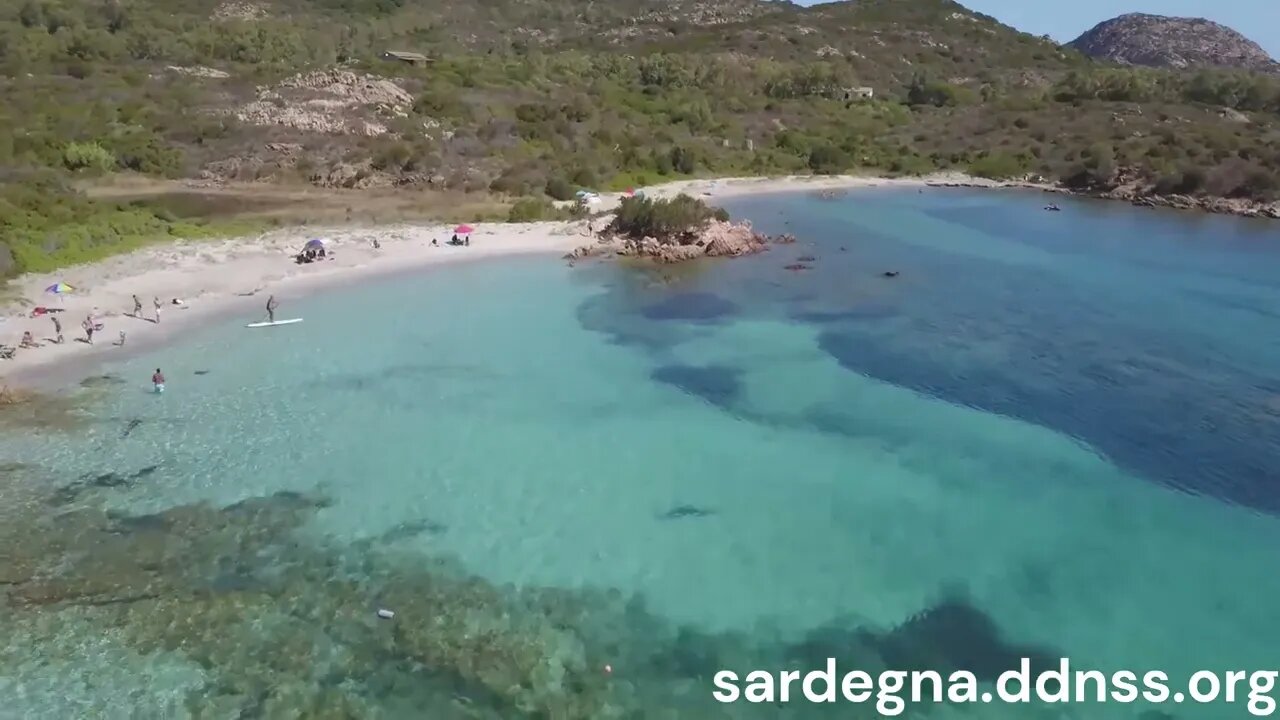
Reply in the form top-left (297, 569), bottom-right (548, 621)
top-left (133, 295), bottom-right (142, 318)
top-left (51, 315), bottom-right (62, 344)
top-left (266, 294), bottom-right (278, 324)
top-left (153, 296), bottom-right (161, 324)
top-left (82, 315), bottom-right (94, 344)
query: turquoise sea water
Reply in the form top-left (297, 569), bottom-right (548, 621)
top-left (1, 188), bottom-right (1278, 718)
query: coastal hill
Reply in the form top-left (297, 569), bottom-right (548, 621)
top-left (1068, 13), bottom-right (1280, 73)
top-left (1, 0), bottom-right (1279, 274)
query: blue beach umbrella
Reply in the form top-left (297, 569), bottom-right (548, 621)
top-left (304, 238), bottom-right (326, 250)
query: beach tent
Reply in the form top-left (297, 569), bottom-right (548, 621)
top-left (453, 224), bottom-right (474, 235)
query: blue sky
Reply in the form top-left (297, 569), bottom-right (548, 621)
top-left (952, 0), bottom-right (1280, 57)
top-left (795, 0), bottom-right (1279, 58)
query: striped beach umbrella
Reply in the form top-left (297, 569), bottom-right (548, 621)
top-left (45, 282), bottom-right (74, 295)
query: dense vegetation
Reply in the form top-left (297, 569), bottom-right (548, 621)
top-left (1, 0), bottom-right (1278, 275)
top-left (608, 194), bottom-right (728, 242)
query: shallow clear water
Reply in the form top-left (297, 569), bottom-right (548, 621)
top-left (1, 189), bottom-right (1278, 718)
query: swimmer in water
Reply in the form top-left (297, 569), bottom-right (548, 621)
top-left (151, 367), bottom-right (165, 393)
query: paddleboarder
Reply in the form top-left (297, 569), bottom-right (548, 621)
top-left (266, 294), bottom-right (278, 324)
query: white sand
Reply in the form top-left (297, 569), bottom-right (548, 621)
top-left (1, 221), bottom-right (592, 385)
top-left (1, 173), bottom-right (1018, 386)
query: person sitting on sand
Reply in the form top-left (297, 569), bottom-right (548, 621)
top-left (432, 238), bottom-right (438, 247)
top-left (20, 331), bottom-right (37, 348)
top-left (372, 238), bottom-right (381, 250)
top-left (450, 234), bottom-right (459, 245)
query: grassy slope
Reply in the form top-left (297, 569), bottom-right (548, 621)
top-left (0, 0), bottom-right (1278, 275)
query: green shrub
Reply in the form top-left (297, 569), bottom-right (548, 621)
top-left (967, 152), bottom-right (1026, 179)
top-left (62, 142), bottom-right (116, 173)
top-left (808, 144), bottom-right (849, 175)
top-left (1154, 168), bottom-right (1206, 195)
top-left (570, 167), bottom-right (598, 189)
top-left (372, 142), bottom-right (412, 172)
top-left (607, 194), bottom-right (715, 242)
top-left (545, 177), bottom-right (575, 201)
top-left (507, 198), bottom-right (559, 222)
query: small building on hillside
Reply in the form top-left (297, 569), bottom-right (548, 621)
top-left (382, 51), bottom-right (430, 66)
top-left (844, 86), bottom-right (874, 101)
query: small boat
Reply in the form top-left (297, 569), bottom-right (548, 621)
top-left (1044, 204), bottom-right (1061, 212)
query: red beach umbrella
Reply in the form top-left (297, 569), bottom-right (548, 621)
top-left (454, 224), bottom-right (474, 235)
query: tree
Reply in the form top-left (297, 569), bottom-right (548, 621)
top-left (670, 145), bottom-right (696, 175)
top-left (607, 194), bottom-right (716, 243)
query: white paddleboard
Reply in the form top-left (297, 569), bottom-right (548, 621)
top-left (246, 318), bottom-right (303, 328)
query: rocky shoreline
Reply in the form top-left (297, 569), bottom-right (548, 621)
top-left (924, 180), bottom-right (1280, 220)
top-left (567, 220), bottom-right (795, 264)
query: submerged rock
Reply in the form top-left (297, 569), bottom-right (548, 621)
top-left (52, 464), bottom-right (163, 505)
top-left (640, 292), bottom-right (739, 322)
top-left (659, 505), bottom-right (717, 520)
top-left (652, 364), bottom-right (743, 407)
top-left (121, 418), bottom-right (143, 439)
top-left (1, 474), bottom-right (1071, 718)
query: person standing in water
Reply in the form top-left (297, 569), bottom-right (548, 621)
top-left (151, 368), bottom-right (165, 393)
top-left (266, 294), bottom-right (279, 323)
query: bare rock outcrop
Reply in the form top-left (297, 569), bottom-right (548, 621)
top-left (234, 70), bottom-right (414, 136)
top-left (165, 65), bottom-right (231, 79)
top-left (702, 220), bottom-right (768, 257)
top-left (1068, 13), bottom-right (1278, 73)
top-left (569, 220), bottom-right (775, 264)
top-left (212, 0), bottom-right (266, 21)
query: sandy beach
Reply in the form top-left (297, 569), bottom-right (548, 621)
top-left (0, 173), bottom-right (1006, 387)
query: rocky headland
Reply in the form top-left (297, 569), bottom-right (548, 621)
top-left (568, 219), bottom-right (796, 264)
